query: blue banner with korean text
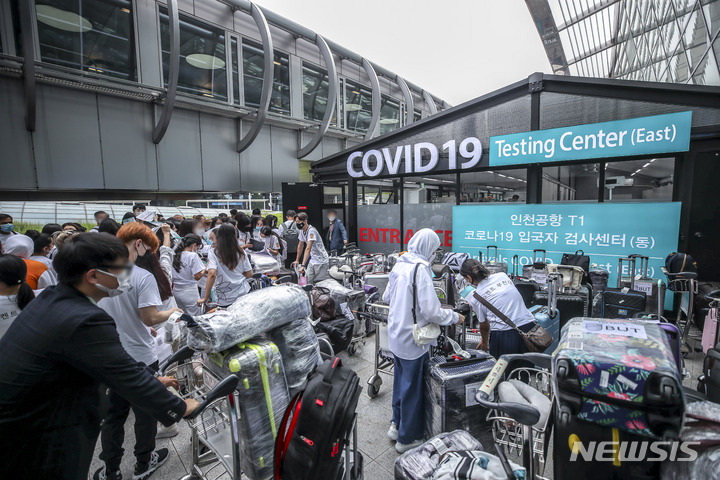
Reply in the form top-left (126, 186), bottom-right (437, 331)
top-left (452, 202), bottom-right (681, 309)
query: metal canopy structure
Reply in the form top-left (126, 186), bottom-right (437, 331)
top-left (526, 0), bottom-right (720, 85)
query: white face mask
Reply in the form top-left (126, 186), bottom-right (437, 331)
top-left (194, 228), bottom-right (205, 236)
top-left (96, 268), bottom-right (132, 297)
top-left (328, 216), bottom-right (336, 222)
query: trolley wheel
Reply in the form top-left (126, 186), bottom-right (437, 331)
top-left (367, 375), bottom-right (382, 398)
top-left (347, 342), bottom-right (357, 356)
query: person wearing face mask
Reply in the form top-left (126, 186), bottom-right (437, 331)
top-left (3, 234), bottom-right (57, 290)
top-left (325, 209), bottom-right (348, 255)
top-left (291, 212), bottom-right (331, 285)
top-left (383, 229), bottom-right (465, 454)
top-left (235, 213), bottom-right (254, 250)
top-left (197, 225), bottom-right (254, 308)
top-left (259, 226), bottom-right (285, 270)
top-left (29, 233), bottom-right (55, 271)
top-left (0, 233), bottom-right (198, 480)
top-left (251, 215), bottom-right (265, 241)
top-left (0, 214), bottom-right (17, 246)
top-left (172, 234), bottom-right (206, 316)
top-left (95, 224), bottom-right (183, 480)
top-left (0, 254), bottom-right (35, 340)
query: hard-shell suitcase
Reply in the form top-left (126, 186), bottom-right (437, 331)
top-left (529, 273), bottom-right (561, 354)
top-left (601, 258), bottom-right (647, 318)
top-left (620, 254), bottom-right (667, 316)
top-left (203, 339), bottom-right (290, 480)
top-left (522, 249), bottom-right (549, 284)
top-left (633, 314), bottom-right (683, 372)
top-left (393, 430), bottom-right (483, 480)
top-left (554, 318), bottom-right (684, 440)
top-left (424, 350), bottom-right (496, 446)
top-left (363, 272), bottom-right (389, 298)
top-left (431, 264), bottom-right (455, 305)
top-left (480, 246), bottom-right (507, 274)
top-left (531, 276), bottom-right (590, 331)
top-left (510, 255), bottom-right (540, 308)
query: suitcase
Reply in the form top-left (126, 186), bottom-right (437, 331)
top-left (522, 249), bottom-right (549, 285)
top-left (531, 277), bottom-right (590, 331)
top-left (315, 279), bottom-right (365, 317)
top-left (393, 430), bottom-right (484, 480)
top-left (363, 272), bottom-right (389, 298)
top-left (268, 318), bottom-right (322, 397)
top-left (511, 255), bottom-right (540, 308)
top-left (203, 339), bottom-right (290, 480)
top-left (620, 254), bottom-right (667, 316)
top-left (601, 258), bottom-right (647, 319)
top-left (694, 281), bottom-right (720, 332)
top-left (431, 264), bottom-right (455, 305)
top-left (702, 308), bottom-right (719, 353)
top-left (529, 273), bottom-right (561, 354)
top-left (424, 350), bottom-right (496, 447)
top-left (589, 267), bottom-right (609, 294)
top-left (698, 343), bottom-right (720, 402)
top-left (547, 264), bottom-right (585, 292)
top-left (480, 246), bottom-right (507, 274)
top-left (554, 318), bottom-right (684, 441)
top-left (314, 316), bottom-right (354, 353)
top-left (633, 315), bottom-right (683, 372)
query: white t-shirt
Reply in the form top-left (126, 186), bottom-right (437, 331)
top-left (263, 235), bottom-right (283, 265)
top-left (298, 226), bottom-right (328, 265)
top-left (30, 255), bottom-right (53, 269)
top-left (99, 265), bottom-right (162, 366)
top-left (174, 251), bottom-right (205, 287)
top-left (207, 249), bottom-right (252, 307)
top-left (0, 295), bottom-right (22, 340)
top-left (0, 232), bottom-right (17, 246)
top-left (467, 273), bottom-right (535, 332)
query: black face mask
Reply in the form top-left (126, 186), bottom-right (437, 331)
top-left (296, 222), bottom-right (305, 229)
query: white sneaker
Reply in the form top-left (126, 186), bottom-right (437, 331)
top-left (155, 423), bottom-right (179, 439)
top-left (395, 439), bottom-right (423, 454)
top-left (387, 422), bottom-right (398, 441)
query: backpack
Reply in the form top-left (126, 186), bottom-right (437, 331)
top-left (665, 252), bottom-right (697, 275)
top-left (274, 358), bottom-right (361, 480)
top-left (283, 221), bottom-right (300, 253)
top-left (311, 286), bottom-right (336, 321)
top-left (278, 236), bottom-right (288, 261)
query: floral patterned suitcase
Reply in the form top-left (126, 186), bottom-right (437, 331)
top-left (554, 317), bottom-right (684, 439)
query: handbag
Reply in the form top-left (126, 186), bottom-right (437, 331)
top-left (311, 286), bottom-right (336, 322)
top-left (473, 292), bottom-right (553, 353)
top-left (561, 249), bottom-right (590, 284)
top-left (411, 263), bottom-right (442, 346)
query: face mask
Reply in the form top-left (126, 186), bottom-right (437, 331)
top-left (255, 226), bottom-right (262, 232)
top-left (296, 222), bottom-right (305, 229)
top-left (194, 228), bottom-right (205, 236)
top-left (460, 285), bottom-right (476, 299)
top-left (0, 223), bottom-right (13, 233)
top-left (135, 243), bottom-right (148, 259)
top-left (95, 269), bottom-right (132, 297)
top-left (328, 216), bottom-right (336, 222)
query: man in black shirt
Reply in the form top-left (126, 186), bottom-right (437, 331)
top-left (0, 233), bottom-right (198, 479)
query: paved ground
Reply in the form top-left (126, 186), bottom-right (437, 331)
top-left (88, 324), bottom-right (706, 480)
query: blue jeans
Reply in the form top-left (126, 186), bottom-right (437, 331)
top-left (392, 353), bottom-right (428, 444)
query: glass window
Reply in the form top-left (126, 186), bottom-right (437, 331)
top-left (379, 95), bottom-right (401, 135)
top-left (230, 37), bottom-right (239, 105)
top-left (242, 38), bottom-right (290, 115)
top-left (18, 0), bottom-right (136, 80)
top-left (303, 63), bottom-right (337, 125)
top-left (458, 169), bottom-right (527, 204)
top-left (357, 180), bottom-right (401, 254)
top-left (343, 78), bottom-right (372, 133)
top-left (542, 164), bottom-right (600, 202)
top-left (160, 8), bottom-right (227, 101)
top-left (604, 157), bottom-right (675, 201)
top-left (403, 175), bottom-right (457, 204)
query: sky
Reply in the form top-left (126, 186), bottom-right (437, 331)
top-left (253, 0), bottom-right (552, 106)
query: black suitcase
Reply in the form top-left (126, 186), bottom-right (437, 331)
top-left (424, 350), bottom-right (495, 446)
top-left (620, 255), bottom-right (666, 316)
top-left (532, 280), bottom-right (590, 331)
top-left (510, 255), bottom-right (540, 308)
top-left (601, 258), bottom-right (647, 318)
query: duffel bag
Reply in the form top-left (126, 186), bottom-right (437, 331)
top-left (311, 287), bottom-right (336, 322)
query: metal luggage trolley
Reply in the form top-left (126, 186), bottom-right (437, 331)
top-left (158, 347), bottom-right (242, 480)
top-left (356, 303), bottom-right (394, 398)
top-left (486, 364), bottom-right (554, 478)
top-left (662, 268), bottom-right (699, 355)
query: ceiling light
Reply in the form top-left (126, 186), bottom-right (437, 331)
top-left (186, 53), bottom-right (226, 70)
top-left (498, 173), bottom-right (507, 178)
top-left (352, 90), bottom-right (360, 95)
top-left (36, 5), bottom-right (92, 33)
top-left (87, 66), bottom-right (103, 73)
top-left (345, 103), bottom-right (362, 112)
top-left (650, 159), bottom-right (656, 162)
top-left (379, 118), bottom-right (399, 125)
top-left (120, 8), bottom-right (130, 14)
top-left (273, 61), bottom-right (281, 66)
top-left (631, 172), bottom-right (637, 176)
top-left (643, 163), bottom-right (651, 168)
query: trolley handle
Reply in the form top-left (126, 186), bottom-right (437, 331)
top-left (274, 275), bottom-right (293, 284)
top-left (354, 310), bottom-right (383, 323)
top-left (184, 375), bottom-right (239, 420)
top-left (159, 345), bottom-right (195, 375)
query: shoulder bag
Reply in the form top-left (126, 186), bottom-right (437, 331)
top-left (473, 292), bottom-right (552, 353)
top-left (412, 264), bottom-right (442, 346)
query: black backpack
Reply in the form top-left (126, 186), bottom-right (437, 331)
top-left (283, 221), bottom-right (300, 254)
top-left (274, 358), bottom-right (361, 480)
top-left (665, 252), bottom-right (697, 275)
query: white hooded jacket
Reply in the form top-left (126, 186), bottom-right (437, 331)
top-left (383, 229), bottom-right (458, 360)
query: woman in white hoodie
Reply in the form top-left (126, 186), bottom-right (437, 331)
top-left (382, 228), bottom-right (465, 454)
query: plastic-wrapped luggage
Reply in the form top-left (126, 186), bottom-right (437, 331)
top-left (431, 264), bottom-right (455, 305)
top-left (185, 285), bottom-right (311, 352)
top-left (424, 351), bottom-right (496, 446)
top-left (393, 430), bottom-right (483, 480)
top-left (589, 267), bottom-right (609, 293)
top-left (315, 279), bottom-right (365, 317)
top-left (661, 401), bottom-right (720, 480)
top-left (203, 339), bottom-right (290, 480)
top-left (314, 316), bottom-right (354, 353)
top-left (554, 317), bottom-right (684, 439)
top-left (268, 318), bottom-right (322, 396)
top-left (249, 252), bottom-right (282, 274)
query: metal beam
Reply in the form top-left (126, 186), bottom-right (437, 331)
top-left (396, 75), bottom-right (414, 126)
top-left (18, 0), bottom-right (35, 131)
top-left (361, 57), bottom-right (380, 142)
top-left (237, 3), bottom-right (273, 152)
top-left (297, 33), bottom-right (337, 158)
top-left (215, 0), bottom-right (447, 110)
top-left (556, 0), bottom-right (619, 31)
top-left (152, 0), bottom-right (179, 143)
top-left (422, 90), bottom-right (437, 115)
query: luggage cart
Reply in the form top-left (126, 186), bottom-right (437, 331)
top-left (662, 268), bottom-right (699, 355)
top-left (356, 304), bottom-right (394, 398)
